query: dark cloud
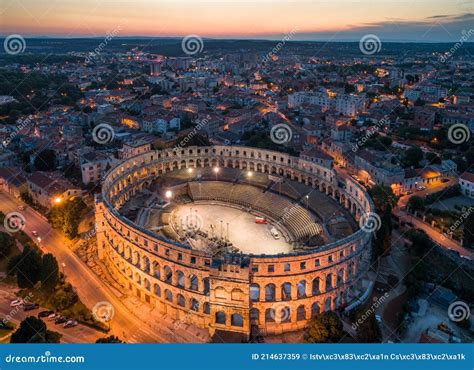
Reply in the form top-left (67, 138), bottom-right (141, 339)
top-left (287, 12), bottom-right (474, 42)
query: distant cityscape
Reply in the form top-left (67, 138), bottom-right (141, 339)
top-left (0, 32), bottom-right (472, 346)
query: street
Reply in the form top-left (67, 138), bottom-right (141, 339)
top-left (0, 192), bottom-right (184, 343)
top-left (394, 208), bottom-right (473, 260)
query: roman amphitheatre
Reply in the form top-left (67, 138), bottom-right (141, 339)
top-left (95, 145), bottom-right (375, 339)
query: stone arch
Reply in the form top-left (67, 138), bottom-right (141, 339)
top-left (325, 273), bottom-right (333, 291)
top-left (311, 302), bottom-right (320, 317)
top-left (215, 311), bottom-right (226, 324)
top-left (265, 308), bottom-right (275, 323)
top-left (203, 278), bottom-right (210, 295)
top-left (312, 277), bottom-right (321, 295)
top-left (265, 284), bottom-right (276, 302)
top-left (153, 261), bottom-right (160, 278)
top-left (154, 283), bottom-right (161, 297)
top-left (231, 313), bottom-right (244, 327)
top-left (190, 298), bottom-right (199, 311)
top-left (189, 274), bottom-right (199, 291)
top-left (165, 289), bottom-right (173, 302)
top-left (250, 283), bottom-right (260, 302)
top-left (281, 282), bottom-right (292, 301)
top-left (164, 266), bottom-right (173, 284)
top-left (279, 306), bottom-right (291, 323)
top-left (297, 280), bottom-right (307, 299)
top-left (296, 305), bottom-right (306, 321)
top-left (144, 278), bottom-right (151, 291)
top-left (231, 288), bottom-right (244, 301)
top-left (177, 294), bottom-right (186, 307)
top-left (142, 255), bottom-right (150, 273)
top-left (324, 297), bottom-right (331, 311)
top-left (176, 270), bottom-right (185, 288)
top-left (250, 308), bottom-right (260, 324)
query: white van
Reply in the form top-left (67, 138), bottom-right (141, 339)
top-left (270, 227), bottom-right (280, 239)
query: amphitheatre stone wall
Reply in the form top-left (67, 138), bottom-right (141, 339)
top-left (95, 146), bottom-right (374, 338)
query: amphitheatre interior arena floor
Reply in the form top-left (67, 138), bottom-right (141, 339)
top-left (170, 203), bottom-right (293, 255)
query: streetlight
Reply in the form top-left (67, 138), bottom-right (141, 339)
top-left (213, 167), bottom-right (219, 180)
top-left (188, 167), bottom-right (194, 174)
top-left (165, 190), bottom-right (173, 200)
top-left (54, 197), bottom-right (62, 204)
top-left (247, 171), bottom-right (253, 178)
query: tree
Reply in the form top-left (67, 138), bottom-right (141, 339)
top-left (404, 147), bottom-right (423, 168)
top-left (8, 246), bottom-right (42, 288)
top-left (356, 314), bottom-right (381, 343)
top-left (463, 212), bottom-right (474, 250)
top-left (96, 335), bottom-right (123, 343)
top-left (369, 185), bottom-right (398, 213)
top-left (407, 196), bottom-right (425, 212)
top-left (33, 149), bottom-right (57, 171)
top-left (304, 312), bottom-right (344, 343)
top-left (40, 253), bottom-right (59, 291)
top-left (10, 316), bottom-right (61, 343)
top-left (369, 185), bottom-right (398, 258)
top-left (0, 232), bottom-right (15, 259)
top-left (48, 198), bottom-right (87, 239)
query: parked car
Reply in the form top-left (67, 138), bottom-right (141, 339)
top-left (48, 313), bottom-right (60, 321)
top-left (10, 299), bottom-right (23, 307)
top-left (63, 320), bottom-right (78, 328)
top-left (23, 303), bottom-right (39, 311)
top-left (55, 316), bottom-right (68, 324)
top-left (38, 310), bottom-right (53, 318)
top-left (32, 231), bottom-right (38, 237)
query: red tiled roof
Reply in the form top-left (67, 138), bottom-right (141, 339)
top-left (461, 172), bottom-right (474, 183)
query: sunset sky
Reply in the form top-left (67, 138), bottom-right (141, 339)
top-left (1, 0), bottom-right (473, 41)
